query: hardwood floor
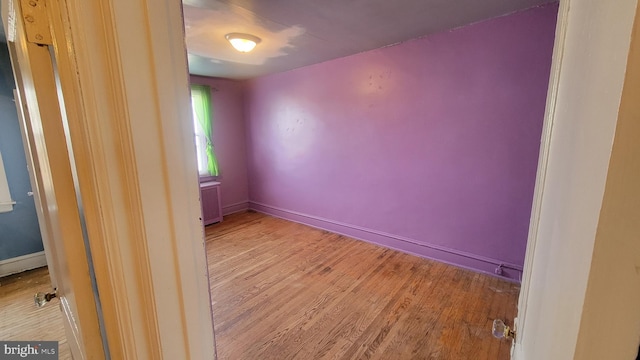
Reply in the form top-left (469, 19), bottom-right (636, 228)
top-left (0, 211), bottom-right (519, 360)
top-left (206, 211), bottom-right (519, 360)
top-left (0, 267), bottom-right (71, 359)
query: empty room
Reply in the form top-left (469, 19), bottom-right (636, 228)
top-left (191, 1), bottom-right (556, 358)
top-left (3, 0), bottom-right (639, 359)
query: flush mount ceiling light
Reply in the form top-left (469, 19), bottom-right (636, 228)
top-left (225, 33), bottom-right (261, 53)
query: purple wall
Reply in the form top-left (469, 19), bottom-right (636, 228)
top-left (191, 75), bottom-right (249, 215)
top-left (244, 4), bottom-right (558, 281)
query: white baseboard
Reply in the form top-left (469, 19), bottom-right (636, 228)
top-left (0, 251), bottom-right (47, 278)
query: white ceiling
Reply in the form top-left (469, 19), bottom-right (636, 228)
top-left (184, 0), bottom-right (555, 80)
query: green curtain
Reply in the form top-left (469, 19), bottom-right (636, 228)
top-left (191, 84), bottom-right (219, 176)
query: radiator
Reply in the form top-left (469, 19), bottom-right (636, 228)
top-left (200, 181), bottom-right (222, 225)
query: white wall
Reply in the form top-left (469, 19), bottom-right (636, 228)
top-left (514, 0), bottom-right (639, 359)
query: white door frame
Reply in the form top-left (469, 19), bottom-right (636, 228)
top-left (514, 0), bottom-right (570, 341)
top-left (513, 0), bottom-right (640, 358)
top-left (6, 0), bottom-right (217, 358)
top-left (5, 2), bottom-right (106, 356)
top-left (48, 0), bottom-right (217, 357)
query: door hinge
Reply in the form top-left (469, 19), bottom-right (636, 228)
top-left (19, 0), bottom-right (52, 45)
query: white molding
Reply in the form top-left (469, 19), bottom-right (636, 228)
top-left (0, 151), bottom-right (15, 214)
top-left (0, 251), bottom-right (47, 278)
top-left (515, 0), bottom-right (570, 344)
top-left (514, 0), bottom-right (639, 357)
top-left (49, 0), bottom-right (216, 358)
top-left (7, 1), bottom-right (107, 356)
top-left (0, 202), bottom-right (16, 213)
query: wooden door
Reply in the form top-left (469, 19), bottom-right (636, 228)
top-left (3, 0), bottom-right (106, 358)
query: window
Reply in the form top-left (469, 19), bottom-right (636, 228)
top-left (190, 84), bottom-right (219, 176)
top-left (192, 105), bottom-right (209, 175)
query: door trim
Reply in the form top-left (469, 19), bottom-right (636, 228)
top-left (514, 0), bottom-right (570, 348)
top-left (44, 0), bottom-right (217, 358)
top-left (5, 3), bottom-right (106, 356)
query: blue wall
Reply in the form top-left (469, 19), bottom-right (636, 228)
top-left (0, 43), bottom-right (43, 261)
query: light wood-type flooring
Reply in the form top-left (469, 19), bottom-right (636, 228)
top-left (207, 211), bottom-right (519, 359)
top-left (0, 211), bottom-right (519, 359)
top-left (0, 267), bottom-right (71, 359)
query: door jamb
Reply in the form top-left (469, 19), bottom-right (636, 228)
top-left (514, 0), bottom-right (571, 345)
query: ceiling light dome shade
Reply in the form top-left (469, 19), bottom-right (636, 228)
top-left (225, 33), bottom-right (262, 53)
